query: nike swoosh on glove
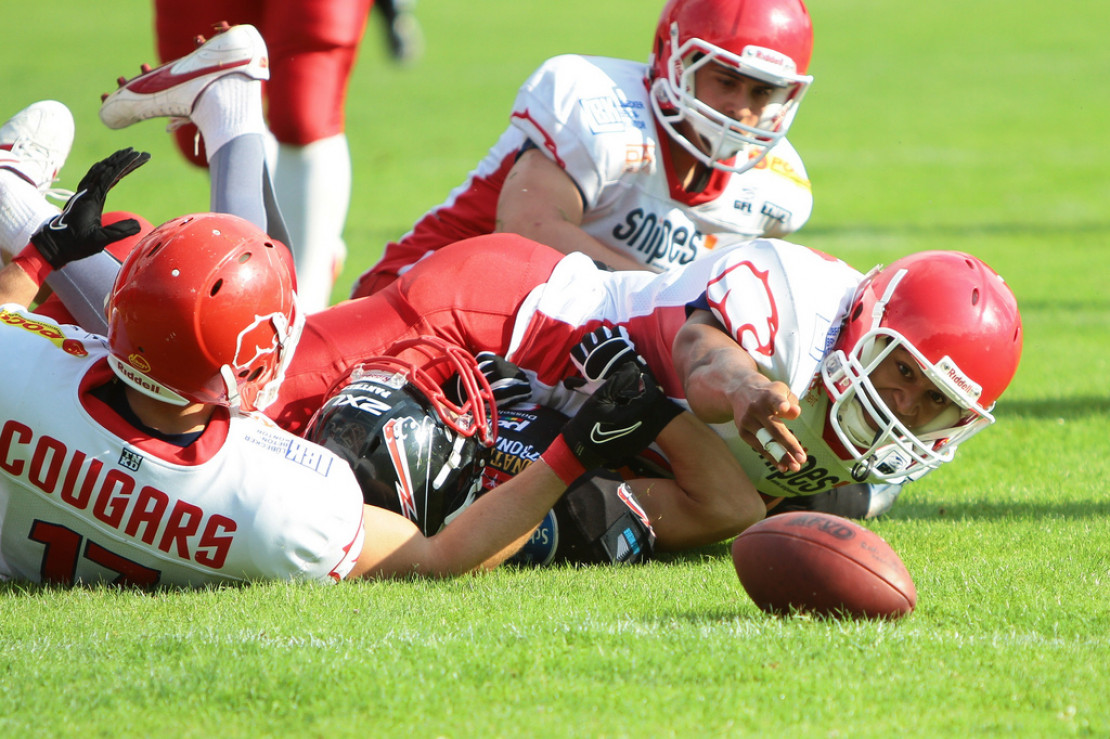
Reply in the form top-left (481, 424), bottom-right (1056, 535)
top-left (30, 147), bottom-right (150, 269)
top-left (556, 361), bottom-right (682, 472)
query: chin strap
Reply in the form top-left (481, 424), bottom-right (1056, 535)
top-left (221, 365), bottom-right (241, 411)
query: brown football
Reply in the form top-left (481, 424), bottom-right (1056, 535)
top-left (731, 511), bottom-right (917, 619)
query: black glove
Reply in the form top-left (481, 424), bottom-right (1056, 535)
top-left (445, 352), bottom-right (532, 409)
top-left (564, 325), bottom-right (648, 394)
top-left (30, 148), bottom-right (151, 269)
top-left (559, 361), bottom-right (682, 471)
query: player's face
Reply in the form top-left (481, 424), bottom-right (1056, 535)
top-left (694, 62), bottom-right (777, 131)
top-left (867, 346), bottom-right (955, 431)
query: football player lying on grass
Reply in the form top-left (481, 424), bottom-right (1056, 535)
top-left (0, 149), bottom-right (679, 586)
top-left (3, 34), bottom-right (1022, 566)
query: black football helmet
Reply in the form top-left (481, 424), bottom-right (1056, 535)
top-left (306, 337), bottom-right (497, 535)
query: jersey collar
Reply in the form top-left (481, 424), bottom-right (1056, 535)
top-left (79, 359), bottom-right (231, 466)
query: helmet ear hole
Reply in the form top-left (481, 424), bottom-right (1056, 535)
top-left (210, 279), bottom-right (223, 297)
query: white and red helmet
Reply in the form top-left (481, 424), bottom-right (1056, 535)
top-left (106, 213), bottom-right (302, 411)
top-left (649, 0), bottom-right (814, 174)
top-left (821, 251), bottom-right (1023, 482)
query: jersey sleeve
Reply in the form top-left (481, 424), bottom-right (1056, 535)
top-left (696, 240), bottom-right (861, 395)
top-left (235, 427), bottom-right (367, 583)
top-left (509, 55), bottom-right (654, 209)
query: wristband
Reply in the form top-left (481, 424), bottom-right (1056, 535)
top-left (539, 434), bottom-right (588, 486)
top-left (13, 243), bottom-right (54, 286)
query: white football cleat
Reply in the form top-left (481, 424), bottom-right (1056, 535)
top-left (99, 23), bottom-right (269, 130)
top-left (0, 100), bottom-right (75, 194)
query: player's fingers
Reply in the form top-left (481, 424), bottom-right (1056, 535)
top-left (754, 424), bottom-right (805, 472)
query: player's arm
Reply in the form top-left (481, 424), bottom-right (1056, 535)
top-left (348, 459), bottom-right (568, 578)
top-left (630, 412), bottom-right (766, 550)
top-left (563, 325), bottom-right (765, 548)
top-left (0, 260), bottom-right (41, 307)
top-left (349, 362), bottom-right (683, 579)
top-left (672, 309), bottom-right (807, 473)
top-left (495, 148), bottom-right (646, 271)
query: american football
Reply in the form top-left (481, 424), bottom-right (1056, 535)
top-left (731, 511), bottom-right (917, 619)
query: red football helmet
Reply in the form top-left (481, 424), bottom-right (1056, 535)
top-left (106, 213), bottom-right (302, 411)
top-left (649, 0), bottom-right (813, 174)
top-left (821, 251), bottom-right (1023, 482)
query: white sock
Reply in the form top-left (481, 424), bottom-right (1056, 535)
top-left (0, 169), bottom-right (58, 260)
top-left (273, 134), bottom-right (351, 312)
top-left (191, 75), bottom-right (267, 161)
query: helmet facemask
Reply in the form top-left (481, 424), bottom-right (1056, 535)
top-left (234, 294), bottom-right (305, 413)
top-left (650, 22), bottom-right (811, 175)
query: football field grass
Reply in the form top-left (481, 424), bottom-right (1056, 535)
top-left (2, 0), bottom-right (1109, 736)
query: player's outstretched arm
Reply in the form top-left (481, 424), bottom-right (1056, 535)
top-left (673, 310), bottom-right (806, 473)
top-left (630, 412), bottom-right (767, 551)
top-left (496, 148), bottom-right (646, 271)
top-left (349, 363), bottom-right (681, 579)
top-left (348, 461), bottom-right (568, 579)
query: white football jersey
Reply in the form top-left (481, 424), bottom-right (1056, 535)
top-left (512, 55), bottom-right (812, 269)
top-left (0, 307), bottom-right (366, 587)
top-left (505, 237), bottom-right (867, 498)
top-left (370, 54), bottom-right (811, 279)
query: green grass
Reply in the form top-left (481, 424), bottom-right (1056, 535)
top-left (3, 0), bottom-right (1109, 736)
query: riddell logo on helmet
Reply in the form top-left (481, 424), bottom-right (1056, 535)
top-left (112, 357), bottom-right (165, 396)
top-left (936, 356), bottom-right (982, 402)
top-left (741, 46), bottom-right (796, 74)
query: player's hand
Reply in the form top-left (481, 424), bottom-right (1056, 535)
top-left (564, 324), bottom-right (647, 394)
top-left (558, 362), bottom-right (682, 471)
top-left (733, 377), bottom-right (806, 473)
top-left (474, 352), bottom-right (532, 408)
top-left (446, 352), bottom-right (532, 409)
top-left (30, 148), bottom-right (150, 269)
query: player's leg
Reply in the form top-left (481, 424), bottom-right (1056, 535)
top-left (374, 0), bottom-right (424, 65)
top-left (0, 100), bottom-right (73, 261)
top-left (272, 234), bottom-right (565, 434)
top-left (152, 0), bottom-right (262, 169)
top-left (101, 24), bottom-right (279, 239)
top-left (0, 100), bottom-right (130, 333)
top-left (64, 25), bottom-right (284, 332)
top-left (768, 482), bottom-right (905, 519)
top-left (262, 0), bottom-right (373, 312)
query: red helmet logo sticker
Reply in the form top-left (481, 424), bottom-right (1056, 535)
top-left (383, 418), bottom-right (419, 523)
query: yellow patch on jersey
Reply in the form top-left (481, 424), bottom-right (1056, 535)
top-left (1, 308), bottom-right (88, 357)
top-left (752, 154), bottom-right (812, 190)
